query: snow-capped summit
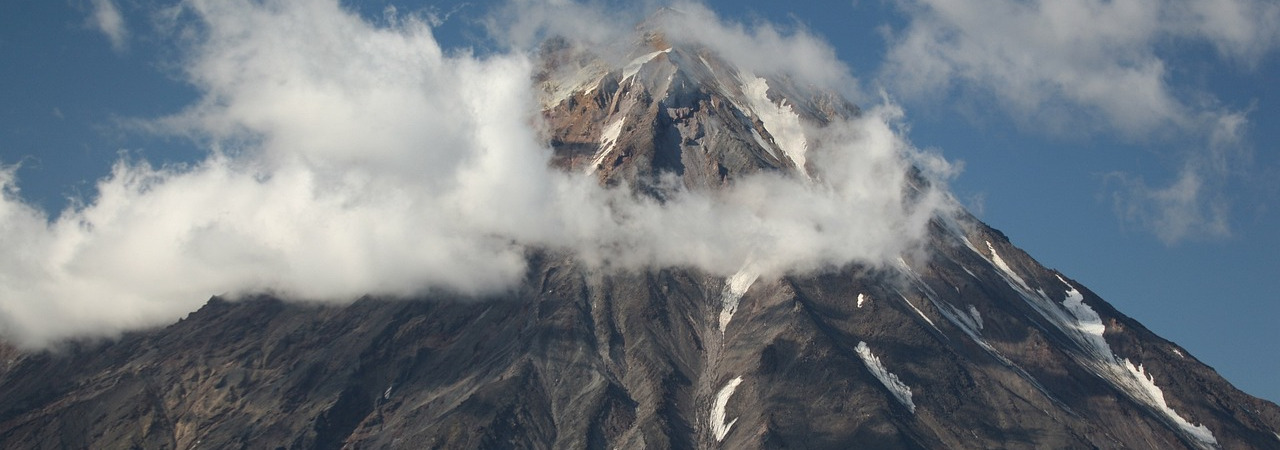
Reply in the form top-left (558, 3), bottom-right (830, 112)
top-left (538, 29), bottom-right (856, 190)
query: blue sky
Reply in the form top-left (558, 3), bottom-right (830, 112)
top-left (0, 0), bottom-right (1276, 403)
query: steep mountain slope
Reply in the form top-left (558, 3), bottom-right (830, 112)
top-left (2, 29), bottom-right (1279, 450)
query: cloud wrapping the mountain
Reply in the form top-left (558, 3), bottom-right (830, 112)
top-left (0, 0), bottom-right (953, 347)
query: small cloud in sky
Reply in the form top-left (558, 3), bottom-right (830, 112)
top-left (880, 0), bottom-right (1278, 243)
top-left (1107, 111), bottom-right (1248, 243)
top-left (1107, 167), bottom-right (1231, 244)
top-left (88, 0), bottom-right (128, 52)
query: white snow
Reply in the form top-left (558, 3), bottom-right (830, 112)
top-left (588, 117), bottom-right (625, 173)
top-left (967, 305), bottom-right (984, 330)
top-left (749, 128), bottom-right (779, 160)
top-left (906, 295), bottom-right (936, 329)
top-left (740, 76), bottom-right (808, 176)
top-left (711, 376), bottom-right (744, 442)
top-left (1123, 360), bottom-right (1220, 448)
top-left (986, 241), bottom-right (1030, 291)
top-left (856, 342), bottom-right (916, 413)
top-left (892, 252), bottom-right (1073, 408)
top-left (383, 383), bottom-right (393, 399)
top-left (621, 48), bottom-right (671, 81)
top-left (899, 293), bottom-right (941, 333)
top-left (893, 259), bottom-right (944, 335)
top-left (718, 267), bottom-right (760, 333)
top-left (978, 251), bottom-right (1219, 448)
top-left (857, 293), bottom-right (868, 308)
top-left (1056, 275), bottom-right (1111, 359)
top-left (541, 62), bottom-right (609, 108)
top-left (1173, 348), bottom-right (1185, 358)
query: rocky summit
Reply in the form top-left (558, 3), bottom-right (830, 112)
top-left (2, 26), bottom-right (1279, 450)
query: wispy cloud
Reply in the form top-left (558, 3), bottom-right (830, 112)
top-left (881, 0), bottom-right (1278, 242)
top-left (1107, 112), bottom-right (1246, 243)
top-left (89, 0), bottom-right (129, 52)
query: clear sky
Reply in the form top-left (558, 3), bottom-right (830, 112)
top-left (0, 0), bottom-right (1276, 404)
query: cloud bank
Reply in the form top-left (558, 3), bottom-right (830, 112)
top-left (0, 0), bottom-right (953, 347)
top-left (881, 0), bottom-right (1278, 242)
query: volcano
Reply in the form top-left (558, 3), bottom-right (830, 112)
top-left (1, 24), bottom-right (1278, 450)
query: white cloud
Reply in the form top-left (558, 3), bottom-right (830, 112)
top-left (1109, 166), bottom-right (1230, 244)
top-left (1108, 113), bottom-right (1245, 243)
top-left (652, 3), bottom-right (859, 96)
top-left (89, 0), bottom-right (129, 52)
top-left (0, 0), bottom-right (954, 347)
top-left (882, 0), bottom-right (1278, 242)
top-left (490, 1), bottom-right (862, 100)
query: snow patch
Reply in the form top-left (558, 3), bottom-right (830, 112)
top-left (711, 376), bottom-right (744, 442)
top-left (1056, 275), bottom-right (1110, 359)
top-left (1123, 360), bottom-right (1219, 448)
top-left (622, 48), bottom-right (671, 81)
top-left (541, 62), bottom-right (609, 108)
top-left (588, 117), bottom-right (625, 173)
top-left (992, 268), bottom-right (1218, 447)
top-left (894, 259), bottom-right (943, 335)
top-left (986, 241), bottom-right (1030, 290)
top-left (749, 128), bottom-right (779, 160)
top-left (857, 293), bottom-right (868, 308)
top-left (718, 267), bottom-right (759, 333)
top-left (899, 293), bottom-right (940, 334)
top-left (967, 305), bottom-right (983, 330)
top-left (1172, 348), bottom-right (1185, 358)
top-left (894, 255), bottom-right (1069, 409)
top-left (740, 76), bottom-right (808, 176)
top-left (856, 342), bottom-right (915, 413)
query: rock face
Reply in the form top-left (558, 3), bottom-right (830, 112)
top-left (3, 30), bottom-right (1280, 450)
top-left (537, 31), bottom-right (855, 191)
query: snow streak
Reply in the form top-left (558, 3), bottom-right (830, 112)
top-left (967, 305), bottom-right (983, 330)
top-left (588, 117), bottom-right (625, 173)
top-left (896, 251), bottom-right (1069, 410)
top-left (856, 341), bottom-right (915, 413)
top-left (718, 267), bottom-right (759, 333)
top-left (986, 240), bottom-right (1030, 291)
top-left (622, 48), bottom-right (671, 81)
top-left (1124, 360), bottom-right (1219, 447)
top-left (711, 376), bottom-right (744, 442)
top-left (976, 244), bottom-right (1218, 448)
top-left (740, 76), bottom-right (809, 176)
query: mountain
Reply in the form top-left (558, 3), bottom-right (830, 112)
top-left (2, 26), bottom-right (1279, 450)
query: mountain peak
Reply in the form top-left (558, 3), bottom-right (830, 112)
top-left (538, 31), bottom-right (856, 192)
